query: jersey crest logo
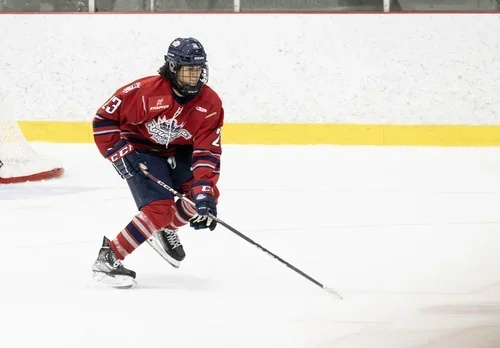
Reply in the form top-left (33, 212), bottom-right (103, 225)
top-left (145, 115), bottom-right (192, 145)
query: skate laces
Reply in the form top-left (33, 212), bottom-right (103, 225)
top-left (165, 230), bottom-right (181, 249)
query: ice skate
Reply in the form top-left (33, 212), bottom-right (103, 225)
top-left (147, 228), bottom-right (185, 268)
top-left (92, 236), bottom-right (136, 289)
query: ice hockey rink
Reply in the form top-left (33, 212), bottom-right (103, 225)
top-left (1, 142), bottom-right (500, 348)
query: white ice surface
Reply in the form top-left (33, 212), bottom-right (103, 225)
top-left (1, 143), bottom-right (500, 348)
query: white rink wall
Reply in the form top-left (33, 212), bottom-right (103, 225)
top-left (1, 13), bottom-right (500, 125)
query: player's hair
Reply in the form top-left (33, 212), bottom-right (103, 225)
top-left (158, 62), bottom-right (171, 80)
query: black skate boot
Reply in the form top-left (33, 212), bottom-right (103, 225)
top-left (147, 228), bottom-right (185, 268)
top-left (92, 236), bottom-right (136, 289)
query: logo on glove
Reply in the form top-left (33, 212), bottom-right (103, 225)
top-left (108, 144), bottom-right (134, 162)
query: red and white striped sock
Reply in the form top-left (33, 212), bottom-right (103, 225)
top-left (109, 211), bottom-right (158, 260)
top-left (163, 199), bottom-right (196, 231)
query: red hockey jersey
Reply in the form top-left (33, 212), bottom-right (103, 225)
top-left (92, 75), bottom-right (224, 189)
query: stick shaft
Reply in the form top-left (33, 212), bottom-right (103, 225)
top-left (139, 164), bottom-right (342, 299)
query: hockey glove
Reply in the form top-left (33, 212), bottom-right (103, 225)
top-left (189, 180), bottom-right (217, 231)
top-left (105, 139), bottom-right (143, 179)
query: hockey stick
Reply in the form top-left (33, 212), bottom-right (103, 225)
top-left (139, 163), bottom-right (343, 299)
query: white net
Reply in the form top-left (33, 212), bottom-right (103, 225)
top-left (0, 90), bottom-right (63, 183)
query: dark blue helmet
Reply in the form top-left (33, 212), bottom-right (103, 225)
top-left (164, 37), bottom-right (209, 96)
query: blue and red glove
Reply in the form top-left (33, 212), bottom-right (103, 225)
top-left (105, 139), bottom-right (143, 179)
top-left (189, 180), bottom-right (217, 231)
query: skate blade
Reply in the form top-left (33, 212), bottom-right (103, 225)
top-left (146, 237), bottom-right (181, 269)
top-left (92, 271), bottom-right (136, 289)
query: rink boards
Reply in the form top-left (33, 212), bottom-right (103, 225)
top-left (2, 13), bottom-right (500, 146)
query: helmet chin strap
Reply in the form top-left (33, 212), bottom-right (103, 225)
top-left (174, 80), bottom-right (201, 97)
top-left (172, 82), bottom-right (199, 101)
top-left (172, 87), bottom-right (183, 97)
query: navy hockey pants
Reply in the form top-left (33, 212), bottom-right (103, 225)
top-left (126, 147), bottom-right (193, 210)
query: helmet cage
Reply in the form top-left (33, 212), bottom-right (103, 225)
top-left (166, 58), bottom-right (209, 96)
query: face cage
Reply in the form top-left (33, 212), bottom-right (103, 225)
top-left (170, 63), bottom-right (209, 96)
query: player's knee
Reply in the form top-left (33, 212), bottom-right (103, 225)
top-left (140, 199), bottom-right (175, 230)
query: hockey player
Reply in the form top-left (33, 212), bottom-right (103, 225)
top-left (91, 37), bottom-right (224, 289)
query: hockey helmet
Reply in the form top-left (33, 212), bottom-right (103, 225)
top-left (164, 37), bottom-right (208, 96)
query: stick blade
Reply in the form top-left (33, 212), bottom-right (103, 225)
top-left (323, 286), bottom-right (343, 299)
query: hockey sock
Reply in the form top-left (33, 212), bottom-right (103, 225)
top-left (164, 198), bottom-right (196, 230)
top-left (110, 201), bottom-right (175, 259)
